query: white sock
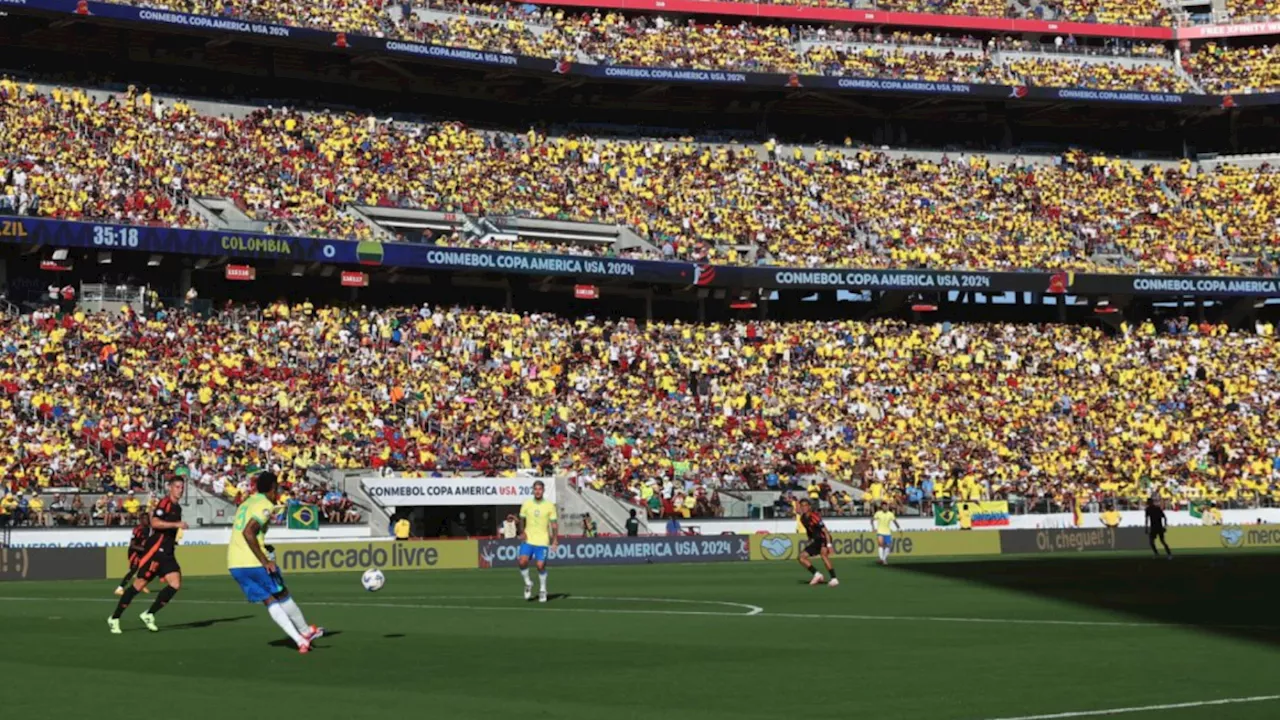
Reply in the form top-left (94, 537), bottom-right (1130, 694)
top-left (879, 547), bottom-right (888, 562)
top-left (520, 568), bottom-right (531, 586)
top-left (280, 597), bottom-right (309, 633)
top-left (539, 572), bottom-right (548, 592)
top-left (268, 602), bottom-right (305, 646)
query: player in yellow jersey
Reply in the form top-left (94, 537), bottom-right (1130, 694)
top-left (228, 472), bottom-right (324, 654)
top-left (517, 480), bottom-right (559, 603)
top-left (872, 503), bottom-right (903, 566)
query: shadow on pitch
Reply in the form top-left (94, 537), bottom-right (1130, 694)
top-left (528, 593), bottom-right (571, 603)
top-left (268, 630), bottom-right (342, 649)
top-left (890, 554), bottom-right (1280, 647)
top-left (167, 616), bottom-right (254, 631)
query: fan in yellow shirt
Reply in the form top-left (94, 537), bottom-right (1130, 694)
top-left (1101, 506), bottom-right (1121, 528)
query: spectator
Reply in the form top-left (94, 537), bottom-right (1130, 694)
top-left (29, 493), bottom-right (47, 528)
top-left (501, 514), bottom-right (519, 539)
top-left (625, 509), bottom-right (641, 537)
top-left (665, 515), bottom-right (682, 536)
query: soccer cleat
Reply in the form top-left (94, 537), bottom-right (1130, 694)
top-left (108, 617), bottom-right (122, 635)
top-left (828, 578), bottom-right (840, 588)
top-left (809, 572), bottom-right (824, 585)
top-left (114, 586), bottom-right (124, 596)
top-left (298, 640), bottom-right (311, 655)
top-left (303, 625), bottom-right (325, 642)
top-left (523, 583), bottom-right (533, 601)
top-left (139, 612), bottom-right (159, 632)
top-left (538, 590), bottom-right (547, 603)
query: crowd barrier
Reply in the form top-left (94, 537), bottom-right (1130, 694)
top-left (749, 531), bottom-right (1000, 560)
top-left (0, 547), bottom-right (106, 582)
top-left (104, 539), bottom-right (478, 578)
top-left (4, 526), bottom-right (1279, 581)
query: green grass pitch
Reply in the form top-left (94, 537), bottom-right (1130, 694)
top-left (2, 551), bottom-right (1278, 720)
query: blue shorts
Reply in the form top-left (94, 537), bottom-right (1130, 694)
top-left (230, 566), bottom-right (284, 603)
top-left (518, 543), bottom-right (548, 563)
top-left (878, 534), bottom-right (893, 546)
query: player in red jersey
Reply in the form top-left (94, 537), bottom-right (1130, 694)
top-left (113, 511), bottom-right (153, 596)
top-left (108, 477), bottom-right (188, 634)
top-left (797, 500), bottom-right (838, 587)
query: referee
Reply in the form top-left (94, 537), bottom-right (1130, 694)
top-left (1144, 497), bottom-right (1172, 559)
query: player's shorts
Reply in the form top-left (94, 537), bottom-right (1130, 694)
top-left (1149, 528), bottom-right (1166, 538)
top-left (518, 543), bottom-right (549, 563)
top-left (801, 538), bottom-right (824, 557)
top-left (230, 566), bottom-right (285, 603)
top-left (137, 554), bottom-right (181, 582)
top-left (878, 534), bottom-right (893, 546)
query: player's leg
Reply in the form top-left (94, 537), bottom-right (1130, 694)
top-left (139, 569), bottom-right (181, 632)
top-left (268, 559), bottom-right (324, 644)
top-left (108, 562), bottom-right (156, 633)
top-left (115, 556), bottom-right (139, 595)
top-left (880, 535), bottom-right (891, 564)
top-left (517, 543), bottom-right (534, 600)
top-left (535, 547), bottom-right (549, 603)
top-left (1158, 531), bottom-right (1172, 558)
top-left (263, 596), bottom-right (311, 651)
top-left (799, 546), bottom-right (824, 584)
top-left (820, 545), bottom-right (838, 587)
top-left (1149, 531), bottom-right (1160, 557)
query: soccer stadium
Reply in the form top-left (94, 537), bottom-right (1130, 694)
top-left (3, 0), bottom-right (1280, 717)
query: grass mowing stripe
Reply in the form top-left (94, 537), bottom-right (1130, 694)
top-left (984, 694), bottom-right (1280, 720)
top-left (4, 595), bottom-right (1276, 631)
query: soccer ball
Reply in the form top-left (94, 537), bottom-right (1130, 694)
top-left (361, 568), bottom-right (385, 592)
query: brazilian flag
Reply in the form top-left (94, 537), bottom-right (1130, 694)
top-left (934, 505), bottom-right (958, 527)
top-left (287, 502), bottom-right (320, 531)
top-left (1189, 501), bottom-right (1206, 519)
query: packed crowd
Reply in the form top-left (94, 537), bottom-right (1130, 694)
top-left (1187, 43), bottom-right (1280, 95)
top-left (1036, 0), bottom-right (1169, 26)
top-left (803, 46), bottom-right (1010, 84)
top-left (0, 488), bottom-right (154, 527)
top-left (4, 81), bottom-right (1279, 274)
top-left (1006, 56), bottom-right (1193, 93)
top-left (4, 303), bottom-right (1279, 514)
top-left (110, 0), bottom-right (1180, 29)
top-left (1227, 0), bottom-right (1280, 21)
top-left (111, 0), bottom-right (1189, 75)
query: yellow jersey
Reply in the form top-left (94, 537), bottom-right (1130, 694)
top-left (520, 498), bottom-right (558, 547)
top-left (228, 494), bottom-right (275, 569)
top-left (874, 510), bottom-right (896, 535)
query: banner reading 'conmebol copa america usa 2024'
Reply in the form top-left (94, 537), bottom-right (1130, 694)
top-left (477, 537), bottom-right (750, 568)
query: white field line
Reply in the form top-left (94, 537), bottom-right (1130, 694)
top-left (983, 694), bottom-right (1280, 720)
top-left (2, 595), bottom-right (1278, 630)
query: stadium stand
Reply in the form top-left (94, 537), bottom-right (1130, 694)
top-left (1226, 0), bottom-right (1280, 21)
top-left (1187, 43), bottom-right (1280, 95)
top-left (105, 0), bottom-right (1194, 81)
top-left (1004, 56), bottom-right (1193, 92)
top-left (4, 81), bottom-right (1279, 275)
top-left (2, 304), bottom-right (1277, 518)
